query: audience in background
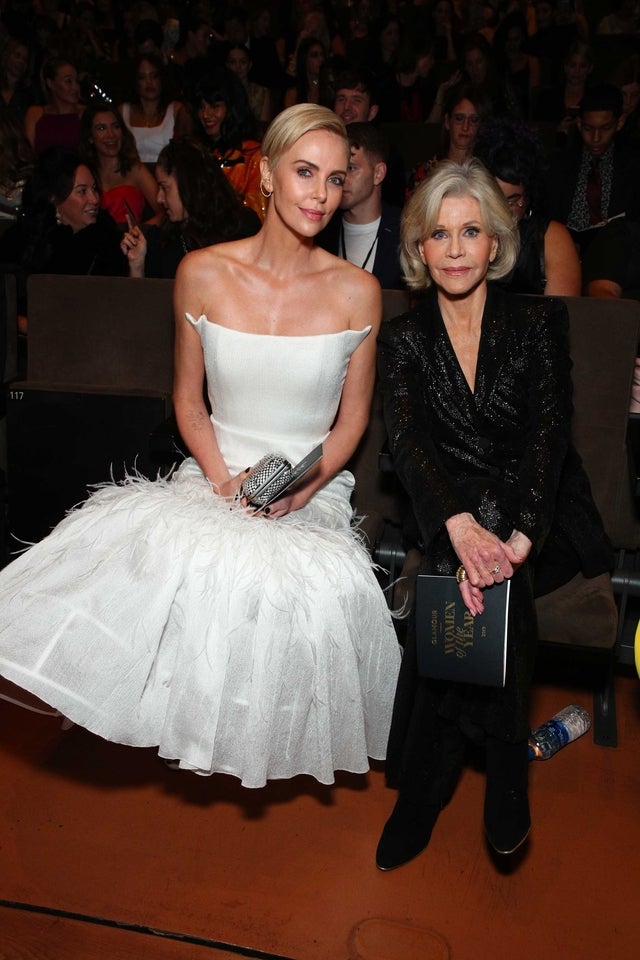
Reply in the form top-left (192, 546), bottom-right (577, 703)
top-left (1, 0), bottom-right (640, 407)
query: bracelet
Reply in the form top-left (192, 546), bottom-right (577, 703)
top-left (455, 565), bottom-right (468, 583)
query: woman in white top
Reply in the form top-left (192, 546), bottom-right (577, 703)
top-left (119, 53), bottom-right (182, 164)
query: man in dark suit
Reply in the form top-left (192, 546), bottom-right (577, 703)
top-left (317, 123), bottom-right (404, 290)
top-left (546, 84), bottom-right (640, 257)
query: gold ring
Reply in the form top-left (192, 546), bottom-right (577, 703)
top-left (456, 565), bottom-right (468, 583)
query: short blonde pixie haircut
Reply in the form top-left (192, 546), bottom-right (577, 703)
top-left (261, 103), bottom-right (348, 170)
top-left (401, 158), bottom-right (519, 291)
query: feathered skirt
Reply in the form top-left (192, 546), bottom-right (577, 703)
top-left (0, 460), bottom-right (400, 787)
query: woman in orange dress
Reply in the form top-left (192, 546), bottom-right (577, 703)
top-left (191, 67), bottom-right (267, 222)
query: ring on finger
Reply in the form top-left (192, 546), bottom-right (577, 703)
top-left (491, 564), bottom-right (500, 574)
top-left (455, 565), bottom-right (468, 583)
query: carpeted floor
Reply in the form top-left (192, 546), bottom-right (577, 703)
top-left (1, 664), bottom-right (638, 960)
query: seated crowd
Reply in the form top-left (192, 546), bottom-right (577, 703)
top-left (1, 0), bottom-right (639, 309)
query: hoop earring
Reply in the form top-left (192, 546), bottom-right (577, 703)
top-left (260, 180), bottom-right (272, 198)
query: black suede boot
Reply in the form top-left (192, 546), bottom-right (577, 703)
top-left (376, 792), bottom-right (440, 871)
top-left (484, 736), bottom-right (531, 855)
top-left (376, 718), bottom-right (465, 871)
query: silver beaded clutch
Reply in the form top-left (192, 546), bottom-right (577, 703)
top-left (241, 454), bottom-right (293, 508)
top-left (240, 444), bottom-right (324, 510)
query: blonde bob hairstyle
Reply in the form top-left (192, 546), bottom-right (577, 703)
top-left (261, 103), bottom-right (348, 170)
top-left (400, 158), bottom-right (519, 291)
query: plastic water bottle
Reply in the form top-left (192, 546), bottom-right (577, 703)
top-left (528, 704), bottom-right (591, 760)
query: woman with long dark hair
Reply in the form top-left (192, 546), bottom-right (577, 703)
top-left (283, 36), bottom-right (326, 108)
top-left (120, 138), bottom-right (260, 278)
top-left (0, 106), bottom-right (34, 219)
top-left (119, 53), bottom-right (184, 164)
top-left (0, 34), bottom-right (35, 119)
top-left (192, 67), bottom-right (266, 220)
top-left (80, 99), bottom-right (161, 225)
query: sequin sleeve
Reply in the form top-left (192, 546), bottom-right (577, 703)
top-left (513, 297), bottom-right (573, 547)
top-left (377, 311), bottom-right (471, 545)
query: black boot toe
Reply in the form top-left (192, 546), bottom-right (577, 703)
top-left (484, 786), bottom-right (531, 854)
top-left (376, 797), bottom-right (440, 871)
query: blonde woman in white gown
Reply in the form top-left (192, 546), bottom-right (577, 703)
top-left (0, 104), bottom-right (400, 789)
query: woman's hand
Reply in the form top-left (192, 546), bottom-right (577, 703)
top-left (217, 468), bottom-right (250, 501)
top-left (446, 512), bottom-right (525, 614)
top-left (447, 512), bottom-right (521, 584)
top-left (459, 580), bottom-right (486, 617)
top-left (506, 529), bottom-right (532, 570)
top-left (256, 493), bottom-right (295, 519)
top-left (217, 468), bottom-right (298, 519)
top-left (121, 222), bottom-right (147, 278)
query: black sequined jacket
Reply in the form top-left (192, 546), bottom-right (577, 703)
top-left (377, 283), bottom-right (610, 583)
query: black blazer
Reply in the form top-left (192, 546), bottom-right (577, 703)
top-left (316, 202), bottom-right (404, 289)
top-left (377, 285), bottom-right (610, 579)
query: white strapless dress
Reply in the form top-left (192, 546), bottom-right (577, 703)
top-left (0, 319), bottom-right (400, 787)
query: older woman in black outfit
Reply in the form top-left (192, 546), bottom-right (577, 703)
top-left (376, 159), bottom-right (610, 870)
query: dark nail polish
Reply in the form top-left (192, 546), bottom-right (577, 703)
top-left (264, 507), bottom-right (270, 515)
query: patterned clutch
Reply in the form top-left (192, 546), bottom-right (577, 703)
top-left (241, 454), bottom-right (292, 508)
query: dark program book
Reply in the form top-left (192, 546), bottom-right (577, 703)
top-left (415, 575), bottom-right (511, 688)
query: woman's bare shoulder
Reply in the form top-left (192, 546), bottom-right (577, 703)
top-left (25, 104), bottom-right (44, 123)
top-left (313, 249), bottom-right (382, 330)
top-left (175, 238), bottom-right (255, 301)
top-left (180, 237), bottom-right (253, 274)
top-left (316, 247), bottom-right (380, 292)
